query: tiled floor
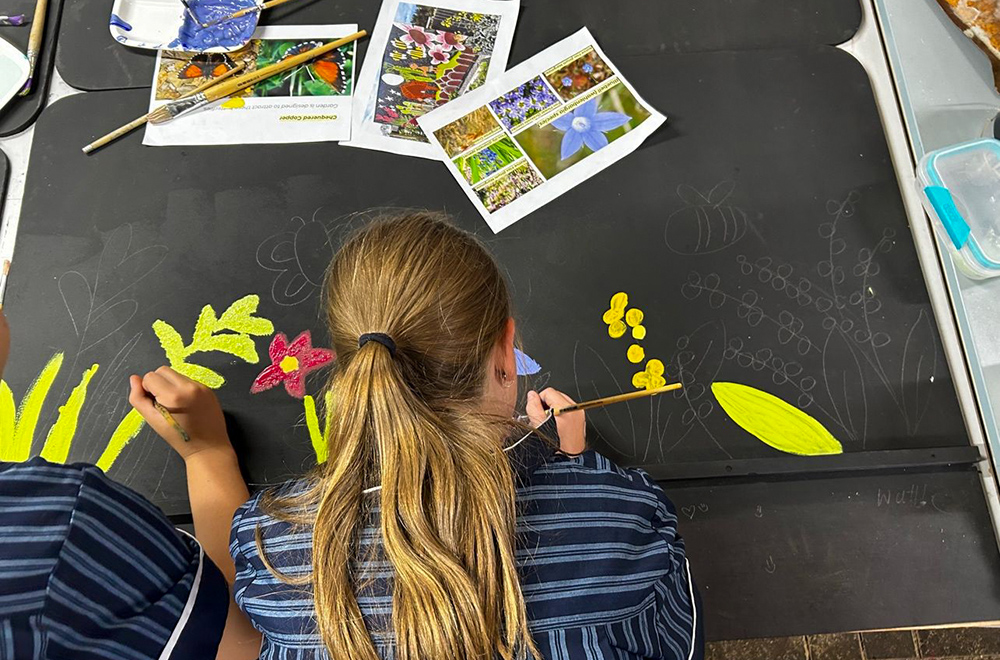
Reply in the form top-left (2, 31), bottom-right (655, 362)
top-left (705, 627), bottom-right (1000, 660)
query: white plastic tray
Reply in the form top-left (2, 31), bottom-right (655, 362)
top-left (109, 0), bottom-right (263, 52)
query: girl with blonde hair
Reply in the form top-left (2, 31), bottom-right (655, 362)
top-left (130, 211), bottom-right (702, 660)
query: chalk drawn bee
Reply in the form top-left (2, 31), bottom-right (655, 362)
top-left (664, 181), bottom-right (748, 255)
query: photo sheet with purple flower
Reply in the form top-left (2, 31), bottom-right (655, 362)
top-left (418, 28), bottom-right (665, 232)
top-left (343, 0), bottom-right (518, 158)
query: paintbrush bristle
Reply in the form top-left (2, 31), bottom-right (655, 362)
top-left (145, 105), bottom-right (175, 125)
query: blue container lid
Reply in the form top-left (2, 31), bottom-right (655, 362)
top-left (919, 138), bottom-right (1000, 277)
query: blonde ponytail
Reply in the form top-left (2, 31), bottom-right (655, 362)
top-left (263, 212), bottom-right (537, 660)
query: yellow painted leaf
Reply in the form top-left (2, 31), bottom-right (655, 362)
top-left (174, 362), bottom-right (225, 389)
top-left (41, 364), bottom-right (100, 463)
top-left (632, 325), bottom-right (646, 340)
top-left (200, 334), bottom-right (259, 364)
top-left (217, 294), bottom-right (274, 336)
top-left (97, 408), bottom-right (145, 471)
top-left (627, 344), bottom-right (645, 363)
top-left (153, 320), bottom-right (186, 364)
top-left (0, 381), bottom-right (16, 460)
top-left (625, 308), bottom-right (644, 327)
top-left (711, 382), bottom-right (843, 456)
top-left (608, 320), bottom-right (627, 339)
top-left (192, 305), bottom-right (219, 345)
top-left (9, 353), bottom-right (63, 463)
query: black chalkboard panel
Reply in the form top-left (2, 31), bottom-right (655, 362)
top-left (7, 46), bottom-right (967, 515)
top-left (0, 0), bottom-right (64, 136)
top-left (57, 0), bottom-right (863, 91)
top-left (670, 466), bottom-right (1000, 639)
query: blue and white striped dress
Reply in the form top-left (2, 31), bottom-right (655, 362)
top-left (231, 439), bottom-right (702, 660)
top-left (0, 458), bottom-right (229, 660)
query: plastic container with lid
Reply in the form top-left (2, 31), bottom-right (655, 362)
top-left (918, 138), bottom-right (1000, 280)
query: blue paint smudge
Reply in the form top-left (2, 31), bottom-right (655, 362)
top-left (515, 348), bottom-right (541, 376)
top-left (169, 0), bottom-right (257, 50)
top-left (109, 14), bottom-right (132, 31)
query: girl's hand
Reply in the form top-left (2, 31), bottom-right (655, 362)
top-left (526, 388), bottom-right (586, 455)
top-left (128, 366), bottom-right (233, 462)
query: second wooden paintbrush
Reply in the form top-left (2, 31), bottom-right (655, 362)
top-left (552, 383), bottom-right (683, 416)
top-left (147, 30), bottom-right (366, 124)
top-left (83, 61), bottom-right (246, 154)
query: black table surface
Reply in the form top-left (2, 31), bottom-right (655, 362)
top-left (8, 36), bottom-right (1000, 637)
top-left (57, 0), bottom-right (863, 91)
top-left (0, 0), bottom-right (64, 136)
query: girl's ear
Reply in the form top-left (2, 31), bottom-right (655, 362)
top-left (499, 317), bottom-right (516, 379)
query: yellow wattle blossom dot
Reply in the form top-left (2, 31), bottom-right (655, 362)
top-left (602, 308), bottom-right (624, 324)
top-left (608, 320), bottom-right (627, 339)
top-left (627, 344), bottom-right (645, 363)
top-left (625, 308), bottom-right (644, 327)
top-left (632, 358), bottom-right (667, 390)
top-left (631, 325), bottom-right (646, 340)
top-left (609, 292), bottom-right (628, 310)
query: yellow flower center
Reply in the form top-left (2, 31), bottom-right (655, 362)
top-left (279, 356), bottom-right (299, 373)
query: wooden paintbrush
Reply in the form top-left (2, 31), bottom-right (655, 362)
top-left (146, 30), bottom-right (366, 124)
top-left (551, 383), bottom-right (683, 416)
top-left (19, 0), bottom-right (49, 95)
top-left (153, 401), bottom-right (191, 443)
top-left (83, 61), bottom-right (246, 154)
top-left (201, 0), bottom-right (301, 28)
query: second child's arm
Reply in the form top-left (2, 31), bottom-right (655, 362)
top-left (129, 366), bottom-right (262, 659)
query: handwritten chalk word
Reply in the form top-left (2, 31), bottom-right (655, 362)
top-left (876, 484), bottom-right (928, 508)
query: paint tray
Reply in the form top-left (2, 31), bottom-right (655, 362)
top-left (109, 0), bottom-right (263, 52)
top-left (0, 35), bottom-right (28, 112)
top-left (918, 138), bottom-right (1000, 280)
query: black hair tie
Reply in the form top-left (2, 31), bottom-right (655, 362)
top-left (358, 332), bottom-right (397, 357)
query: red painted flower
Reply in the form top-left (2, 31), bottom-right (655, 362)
top-left (251, 330), bottom-right (334, 399)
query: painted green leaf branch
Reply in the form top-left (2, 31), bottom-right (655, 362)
top-left (153, 294), bottom-right (275, 389)
top-left (712, 381), bottom-right (843, 456)
top-left (100, 294), bottom-right (275, 471)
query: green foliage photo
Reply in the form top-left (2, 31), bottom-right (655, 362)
top-left (454, 137), bottom-right (524, 185)
top-left (252, 40), bottom-right (354, 98)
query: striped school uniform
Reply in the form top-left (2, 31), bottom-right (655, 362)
top-left (0, 458), bottom-right (229, 659)
top-left (231, 434), bottom-right (703, 660)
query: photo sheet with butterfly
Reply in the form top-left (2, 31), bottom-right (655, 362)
top-left (144, 25), bottom-right (358, 146)
top-left (343, 0), bottom-right (518, 159)
top-left (419, 28), bottom-right (666, 232)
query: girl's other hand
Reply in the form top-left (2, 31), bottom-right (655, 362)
top-left (128, 366), bottom-right (232, 462)
top-left (526, 388), bottom-right (586, 455)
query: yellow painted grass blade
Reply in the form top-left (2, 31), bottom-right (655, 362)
top-left (0, 382), bottom-right (15, 460)
top-left (6, 353), bottom-right (64, 462)
top-left (96, 408), bottom-right (145, 471)
top-left (304, 395), bottom-right (326, 464)
top-left (711, 381), bottom-right (843, 456)
top-left (41, 364), bottom-right (100, 464)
